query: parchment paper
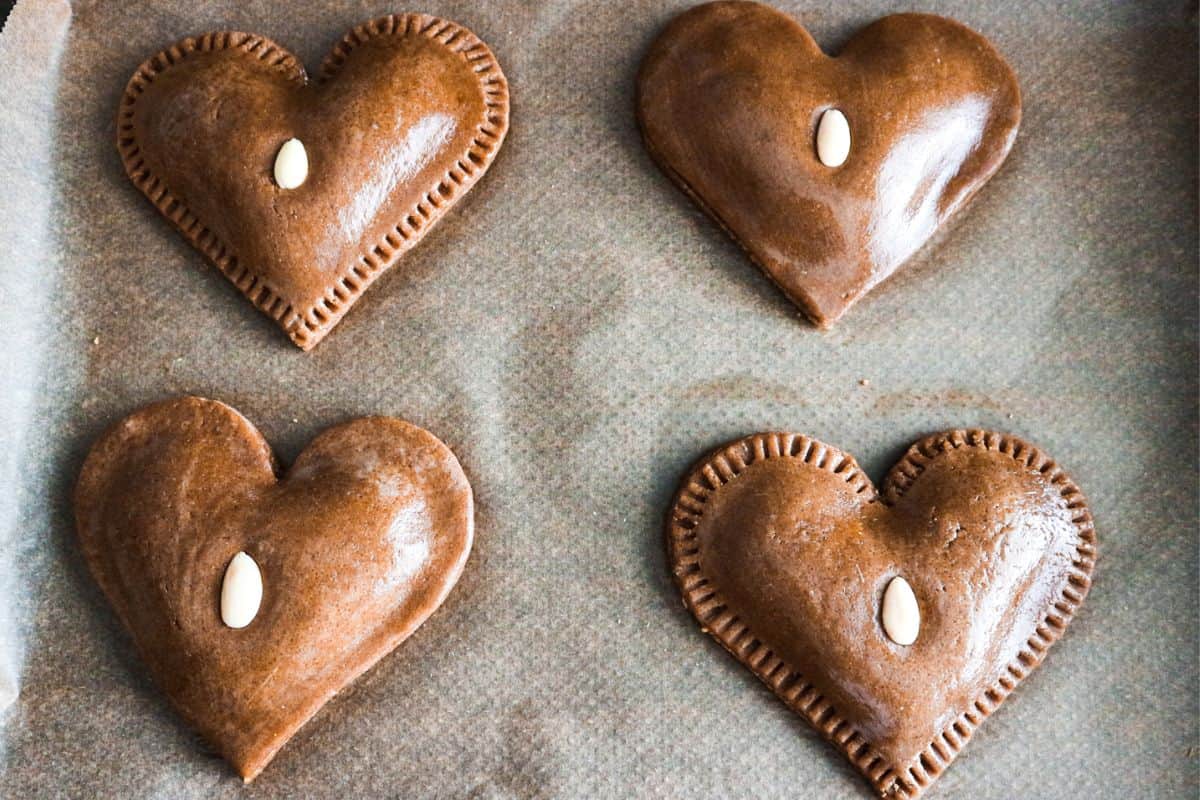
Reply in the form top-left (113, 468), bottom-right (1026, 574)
top-left (1, 1), bottom-right (1196, 797)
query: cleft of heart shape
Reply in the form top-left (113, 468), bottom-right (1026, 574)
top-left (637, 1), bottom-right (1021, 327)
top-left (74, 397), bottom-right (474, 780)
top-left (117, 14), bottom-right (509, 349)
top-left (666, 430), bottom-right (1095, 799)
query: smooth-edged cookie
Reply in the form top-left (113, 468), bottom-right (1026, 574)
top-left (637, 1), bottom-right (1021, 327)
top-left (118, 14), bottom-right (509, 349)
top-left (666, 430), bottom-right (1095, 798)
top-left (74, 397), bottom-right (474, 779)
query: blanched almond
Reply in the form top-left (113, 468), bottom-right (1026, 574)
top-left (882, 575), bottom-right (919, 645)
top-left (221, 551), bottom-right (263, 629)
top-left (273, 138), bottom-right (308, 189)
top-left (816, 108), bottom-right (850, 168)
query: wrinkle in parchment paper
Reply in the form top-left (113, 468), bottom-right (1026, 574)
top-left (0, 0), bottom-right (71, 720)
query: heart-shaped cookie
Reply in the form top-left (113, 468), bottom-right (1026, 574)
top-left (74, 397), bottom-right (473, 780)
top-left (637, 2), bottom-right (1021, 327)
top-left (118, 14), bottom-right (509, 349)
top-left (667, 430), bottom-right (1095, 798)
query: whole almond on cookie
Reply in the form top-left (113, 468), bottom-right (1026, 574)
top-left (637, 2), bottom-right (1020, 327)
top-left (666, 430), bottom-right (1095, 798)
top-left (74, 397), bottom-right (474, 780)
top-left (118, 15), bottom-right (509, 349)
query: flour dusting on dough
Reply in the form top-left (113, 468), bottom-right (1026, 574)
top-left (867, 97), bottom-right (987, 279)
top-left (376, 496), bottom-right (432, 597)
top-left (333, 112), bottom-right (457, 252)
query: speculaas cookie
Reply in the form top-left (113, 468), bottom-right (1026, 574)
top-left (118, 14), bottom-right (509, 349)
top-left (74, 397), bottom-right (474, 780)
top-left (637, 1), bottom-right (1021, 327)
top-left (666, 430), bottom-right (1095, 798)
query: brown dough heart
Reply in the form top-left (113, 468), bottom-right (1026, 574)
top-left (74, 397), bottom-right (474, 780)
top-left (637, 1), bottom-right (1021, 327)
top-left (118, 14), bottom-right (509, 349)
top-left (666, 430), bottom-right (1095, 798)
